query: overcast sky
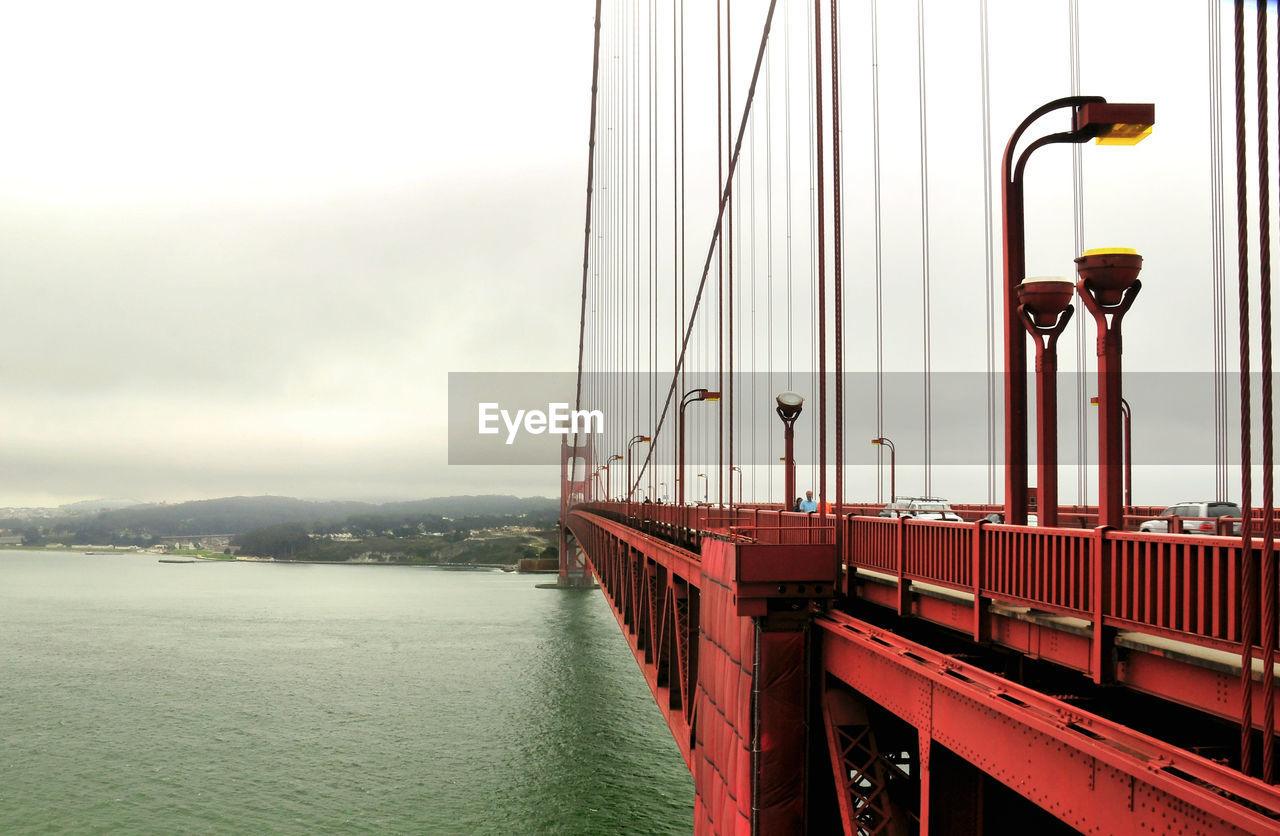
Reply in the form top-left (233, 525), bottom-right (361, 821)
top-left (0, 1), bottom-right (1267, 508)
top-left (0, 1), bottom-right (593, 506)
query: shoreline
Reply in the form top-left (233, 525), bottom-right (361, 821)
top-left (2, 546), bottom-right (563, 574)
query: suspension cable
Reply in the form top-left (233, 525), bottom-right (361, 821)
top-left (916, 0), bottom-right (932, 497)
top-left (1069, 0), bottom-right (1088, 508)
top-left (979, 0), bottom-right (995, 504)
top-left (830, 0), bottom-right (845, 533)
top-left (1233, 0), bottom-right (1256, 778)
top-left (572, 0), bottom-right (605, 492)
top-left (1253, 0), bottom-right (1275, 784)
top-left (631, 0), bottom-right (781, 494)
top-left (1210, 0), bottom-right (1229, 502)
top-left (872, 0), bottom-right (885, 502)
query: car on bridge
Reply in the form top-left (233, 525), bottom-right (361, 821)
top-left (879, 497), bottom-right (962, 522)
top-left (1139, 501), bottom-right (1242, 535)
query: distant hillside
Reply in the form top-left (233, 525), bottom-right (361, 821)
top-left (59, 498), bottom-right (147, 513)
top-left (98, 494), bottom-right (557, 535)
top-left (2, 494), bottom-right (559, 545)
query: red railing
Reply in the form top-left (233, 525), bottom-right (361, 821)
top-left (575, 500), bottom-right (1277, 659)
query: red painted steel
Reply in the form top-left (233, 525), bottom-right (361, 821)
top-left (567, 503), bottom-right (1280, 829)
top-left (818, 609), bottom-right (1280, 834)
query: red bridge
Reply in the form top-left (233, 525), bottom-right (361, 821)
top-left (557, 2), bottom-right (1280, 832)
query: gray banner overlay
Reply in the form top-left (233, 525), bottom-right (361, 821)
top-left (448, 372), bottom-right (1270, 466)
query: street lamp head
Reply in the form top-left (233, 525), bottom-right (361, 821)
top-left (775, 391), bottom-right (804, 421)
top-left (1018, 276), bottom-right (1075, 327)
top-left (1073, 101), bottom-right (1155, 146)
top-left (1075, 247), bottom-right (1143, 306)
top-left (702, 391), bottom-right (721, 402)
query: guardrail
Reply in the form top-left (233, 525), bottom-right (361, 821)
top-left (573, 500), bottom-right (1276, 662)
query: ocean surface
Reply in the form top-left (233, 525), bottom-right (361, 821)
top-left (0, 550), bottom-right (693, 834)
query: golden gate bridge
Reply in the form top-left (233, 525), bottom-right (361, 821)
top-left (560, 0), bottom-right (1280, 831)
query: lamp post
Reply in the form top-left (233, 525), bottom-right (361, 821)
top-left (592, 465), bottom-right (606, 500)
top-left (1001, 97), bottom-right (1154, 524)
top-left (731, 465), bottom-right (742, 504)
top-left (870, 437), bottom-right (896, 503)
top-left (776, 392), bottom-right (805, 509)
top-left (1090, 395), bottom-right (1133, 510)
top-left (626, 436), bottom-right (650, 502)
top-left (1077, 249), bottom-right (1142, 528)
top-left (659, 481), bottom-right (667, 503)
top-left (697, 473), bottom-right (708, 504)
top-left (678, 388), bottom-right (720, 506)
top-left (1017, 277), bottom-right (1075, 528)
top-left (604, 454), bottom-right (622, 500)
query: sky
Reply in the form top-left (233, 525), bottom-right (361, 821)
top-left (0, 1), bottom-right (594, 506)
top-left (0, 1), bottom-right (1269, 508)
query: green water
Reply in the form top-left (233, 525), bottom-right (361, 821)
top-left (0, 551), bottom-right (693, 834)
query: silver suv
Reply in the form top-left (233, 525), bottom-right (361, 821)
top-left (1139, 501), bottom-right (1242, 535)
top-left (879, 497), bottom-right (962, 522)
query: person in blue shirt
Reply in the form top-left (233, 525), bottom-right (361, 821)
top-left (799, 491), bottom-right (818, 512)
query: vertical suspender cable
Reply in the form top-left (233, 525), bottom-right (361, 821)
top-left (813, 0), bottom-right (827, 509)
top-left (650, 0), bottom-right (659, 501)
top-left (1069, 0), bottom-right (1088, 508)
top-left (829, 0), bottom-right (845, 543)
top-left (1233, 0), bottom-right (1257, 778)
top-left (1211, 0), bottom-right (1229, 503)
top-left (628, 0), bottom-right (779, 498)
top-left (1254, 0), bottom-right (1276, 784)
top-left (872, 0), bottom-right (885, 502)
top-left (916, 0), bottom-right (932, 497)
top-left (785, 0), bottom-right (794, 393)
top-left (572, 0), bottom-right (605, 492)
top-left (767, 45), bottom-right (776, 483)
top-left (732, 0), bottom-right (742, 499)
top-left (717, 0), bottom-right (725, 506)
top-left (979, 0), bottom-right (996, 504)
top-left (807, 0), bottom-right (818, 495)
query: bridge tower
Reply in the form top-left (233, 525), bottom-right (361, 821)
top-left (557, 437), bottom-right (595, 588)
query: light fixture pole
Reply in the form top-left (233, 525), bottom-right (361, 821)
top-left (697, 473), bottom-right (708, 504)
top-left (1017, 277), bottom-right (1075, 528)
top-left (678, 388), bottom-right (720, 506)
top-left (731, 465), bottom-right (742, 504)
top-left (1077, 249), bottom-right (1142, 529)
top-left (602, 454), bottom-right (621, 500)
top-left (626, 435), bottom-right (650, 502)
top-left (776, 393), bottom-right (805, 509)
top-left (1090, 395), bottom-right (1133, 510)
top-left (871, 437), bottom-right (896, 503)
top-left (1001, 97), bottom-right (1154, 524)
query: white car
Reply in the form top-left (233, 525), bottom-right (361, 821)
top-left (1139, 501), bottom-right (1242, 535)
top-left (879, 497), bottom-right (962, 522)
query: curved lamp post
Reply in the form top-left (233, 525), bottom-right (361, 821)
top-left (678, 389), bottom-right (720, 506)
top-left (696, 473), bottom-right (708, 504)
top-left (604, 453), bottom-right (622, 501)
top-left (871, 437), bottom-right (896, 503)
top-left (626, 435), bottom-right (650, 502)
top-left (1017, 277), bottom-right (1075, 527)
top-left (1002, 97), bottom-right (1154, 524)
top-left (1090, 396), bottom-right (1133, 510)
top-left (731, 465), bottom-right (743, 504)
top-left (592, 465), bottom-right (606, 500)
top-left (776, 392), bottom-right (805, 508)
top-left (1077, 248), bottom-right (1142, 528)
